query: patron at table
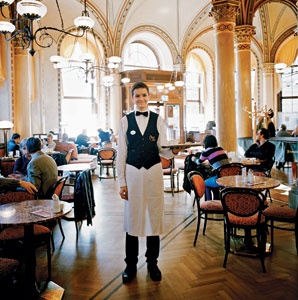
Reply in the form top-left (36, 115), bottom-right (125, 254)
top-left (244, 128), bottom-right (275, 171)
top-left (25, 137), bottom-right (58, 197)
top-left (11, 138), bottom-right (31, 177)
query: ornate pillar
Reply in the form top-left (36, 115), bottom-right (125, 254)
top-left (13, 45), bottom-right (32, 137)
top-left (108, 73), bottom-right (122, 134)
top-left (235, 25), bottom-right (256, 138)
top-left (209, 0), bottom-right (240, 152)
top-left (262, 63), bottom-right (275, 112)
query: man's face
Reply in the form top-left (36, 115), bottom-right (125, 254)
top-left (256, 130), bottom-right (262, 141)
top-left (133, 87), bottom-right (150, 111)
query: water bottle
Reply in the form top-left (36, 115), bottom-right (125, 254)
top-left (247, 169), bottom-right (254, 184)
top-left (52, 193), bottom-right (60, 213)
top-left (242, 167), bottom-right (247, 182)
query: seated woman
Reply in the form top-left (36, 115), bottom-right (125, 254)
top-left (192, 134), bottom-right (229, 200)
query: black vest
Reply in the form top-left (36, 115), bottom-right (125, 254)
top-left (126, 112), bottom-right (160, 169)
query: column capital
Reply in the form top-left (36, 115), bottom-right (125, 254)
top-left (262, 63), bottom-right (275, 73)
top-left (234, 25), bottom-right (256, 50)
top-left (209, 1), bottom-right (240, 23)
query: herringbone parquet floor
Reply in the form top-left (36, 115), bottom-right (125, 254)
top-left (18, 166), bottom-right (298, 299)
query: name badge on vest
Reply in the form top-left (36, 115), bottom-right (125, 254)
top-left (130, 130), bottom-right (136, 135)
top-left (149, 135), bottom-right (156, 142)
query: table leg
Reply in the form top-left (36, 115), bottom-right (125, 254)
top-left (24, 224), bottom-right (39, 299)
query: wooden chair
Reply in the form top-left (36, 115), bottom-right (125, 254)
top-left (0, 257), bottom-right (19, 292)
top-left (263, 204), bottom-right (298, 254)
top-left (220, 187), bottom-right (267, 273)
top-left (187, 171), bottom-right (224, 246)
top-left (97, 147), bottom-right (116, 181)
top-left (207, 162), bottom-right (244, 200)
top-left (160, 156), bottom-right (179, 196)
top-left (44, 176), bottom-right (69, 247)
top-left (62, 169), bottom-right (96, 239)
top-left (0, 191), bottom-right (52, 281)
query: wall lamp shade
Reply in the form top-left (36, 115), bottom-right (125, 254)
top-left (0, 120), bottom-right (14, 130)
top-left (0, 0), bottom-right (95, 56)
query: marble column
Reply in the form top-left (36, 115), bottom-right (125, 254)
top-left (108, 73), bottom-right (122, 134)
top-left (13, 45), bottom-right (32, 137)
top-left (209, 1), bottom-right (240, 152)
top-left (262, 63), bottom-right (275, 113)
top-left (235, 25), bottom-right (256, 139)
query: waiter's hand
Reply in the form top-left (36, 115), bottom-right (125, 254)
top-left (119, 186), bottom-right (128, 200)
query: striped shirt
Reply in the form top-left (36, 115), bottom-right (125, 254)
top-left (197, 147), bottom-right (229, 170)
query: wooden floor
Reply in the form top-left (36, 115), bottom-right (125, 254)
top-left (15, 166), bottom-right (298, 299)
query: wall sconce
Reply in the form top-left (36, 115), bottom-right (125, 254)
top-left (0, 120), bottom-right (14, 157)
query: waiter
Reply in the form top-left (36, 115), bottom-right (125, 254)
top-left (117, 81), bottom-right (182, 283)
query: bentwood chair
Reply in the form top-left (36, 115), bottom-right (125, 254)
top-left (97, 147), bottom-right (117, 181)
top-left (45, 176), bottom-right (68, 247)
top-left (62, 169), bottom-right (96, 239)
top-left (0, 191), bottom-right (52, 281)
top-left (210, 163), bottom-right (244, 200)
top-left (187, 171), bottom-right (224, 246)
top-left (263, 204), bottom-right (298, 254)
top-left (220, 187), bottom-right (267, 273)
top-left (160, 156), bottom-right (179, 196)
top-left (0, 257), bottom-right (19, 293)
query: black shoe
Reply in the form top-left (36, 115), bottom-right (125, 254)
top-left (122, 266), bottom-right (137, 284)
top-left (147, 264), bottom-right (162, 281)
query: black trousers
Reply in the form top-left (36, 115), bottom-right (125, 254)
top-left (125, 233), bottom-right (160, 266)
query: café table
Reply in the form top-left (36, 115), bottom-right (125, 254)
top-left (216, 175), bottom-right (280, 190)
top-left (216, 175), bottom-right (280, 256)
top-left (0, 200), bottom-right (72, 299)
top-left (57, 163), bottom-right (91, 176)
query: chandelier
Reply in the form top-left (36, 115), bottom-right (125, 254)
top-left (0, 0), bottom-right (94, 56)
top-left (50, 0), bottom-right (129, 88)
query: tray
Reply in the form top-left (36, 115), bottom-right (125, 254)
top-left (161, 143), bottom-right (201, 149)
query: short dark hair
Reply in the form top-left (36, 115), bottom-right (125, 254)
top-left (131, 82), bottom-right (149, 97)
top-left (259, 128), bottom-right (270, 139)
top-left (11, 133), bottom-right (20, 140)
top-left (26, 137), bottom-right (41, 153)
top-left (203, 134), bottom-right (218, 148)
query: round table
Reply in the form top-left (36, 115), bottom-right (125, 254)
top-left (216, 175), bottom-right (280, 190)
top-left (0, 200), bottom-right (72, 299)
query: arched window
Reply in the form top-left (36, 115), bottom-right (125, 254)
top-left (123, 42), bottom-right (159, 70)
top-left (59, 32), bottom-right (104, 138)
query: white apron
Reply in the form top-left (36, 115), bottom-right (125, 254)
top-left (124, 162), bottom-right (164, 237)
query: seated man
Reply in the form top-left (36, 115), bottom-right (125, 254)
top-left (75, 129), bottom-right (90, 153)
top-left (25, 137), bottom-right (58, 198)
top-left (7, 133), bottom-right (20, 156)
top-left (244, 128), bottom-right (275, 171)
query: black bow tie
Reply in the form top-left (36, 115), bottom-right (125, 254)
top-left (136, 111), bottom-right (148, 117)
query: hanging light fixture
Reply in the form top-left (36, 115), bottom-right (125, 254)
top-left (0, 0), bottom-right (94, 56)
top-left (162, 0), bottom-right (184, 95)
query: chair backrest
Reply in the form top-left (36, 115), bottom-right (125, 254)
top-left (216, 163), bottom-right (243, 178)
top-left (0, 191), bottom-right (36, 205)
top-left (220, 187), bottom-right (265, 219)
top-left (98, 148), bottom-right (116, 160)
top-left (187, 171), bottom-right (205, 199)
top-left (46, 176), bottom-right (68, 199)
